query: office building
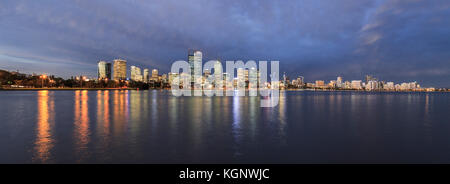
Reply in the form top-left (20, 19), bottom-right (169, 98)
top-left (98, 61), bottom-right (111, 80)
top-left (130, 66), bottom-right (143, 82)
top-left (143, 69), bottom-right (149, 83)
top-left (351, 80), bottom-right (363, 89)
top-left (113, 59), bottom-right (127, 80)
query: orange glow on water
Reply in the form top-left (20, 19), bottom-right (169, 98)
top-left (34, 90), bottom-right (54, 163)
top-left (74, 90), bottom-right (90, 162)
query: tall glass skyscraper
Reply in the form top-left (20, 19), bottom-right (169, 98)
top-left (113, 59), bottom-right (127, 80)
top-left (98, 61), bottom-right (111, 80)
top-left (187, 50), bottom-right (202, 84)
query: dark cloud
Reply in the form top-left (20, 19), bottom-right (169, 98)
top-left (0, 0), bottom-right (449, 87)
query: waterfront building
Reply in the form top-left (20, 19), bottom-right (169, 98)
top-left (337, 76), bottom-right (343, 88)
top-left (351, 80), bottom-right (363, 89)
top-left (315, 80), bottom-right (325, 88)
top-left (193, 51), bottom-right (202, 89)
top-left (143, 69), bottom-right (149, 83)
top-left (98, 61), bottom-right (111, 80)
top-left (400, 83), bottom-right (409, 90)
top-left (130, 66), bottom-right (143, 82)
top-left (249, 67), bottom-right (258, 90)
top-left (214, 61), bottom-right (223, 88)
top-left (237, 68), bottom-right (245, 89)
top-left (385, 82), bottom-right (395, 90)
top-left (113, 59), bottom-right (127, 80)
top-left (168, 72), bottom-right (178, 86)
top-left (344, 81), bottom-right (352, 89)
top-left (366, 80), bottom-right (379, 91)
top-left (151, 69), bottom-right (159, 82)
top-left (328, 80), bottom-right (337, 88)
top-left (297, 76), bottom-right (304, 87)
top-left (188, 51), bottom-right (195, 83)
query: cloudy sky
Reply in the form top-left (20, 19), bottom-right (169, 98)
top-left (1, 0), bottom-right (450, 87)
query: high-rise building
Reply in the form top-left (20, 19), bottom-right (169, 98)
top-left (130, 66), bottom-right (136, 80)
top-left (130, 66), bottom-right (143, 81)
top-left (214, 61), bottom-right (223, 88)
top-left (249, 67), bottom-right (257, 90)
top-left (337, 76), bottom-right (343, 88)
top-left (113, 59), bottom-right (127, 80)
top-left (98, 61), bottom-right (111, 80)
top-left (151, 69), bottom-right (159, 82)
top-left (152, 69), bottom-right (158, 78)
top-left (193, 51), bottom-right (202, 89)
top-left (297, 76), bottom-right (304, 87)
top-left (237, 68), bottom-right (245, 88)
top-left (188, 51), bottom-right (195, 83)
top-left (143, 69), bottom-right (149, 83)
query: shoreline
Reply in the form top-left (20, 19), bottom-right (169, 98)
top-left (0, 88), bottom-right (138, 91)
top-left (0, 88), bottom-right (447, 92)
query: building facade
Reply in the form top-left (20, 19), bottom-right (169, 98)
top-left (98, 61), bottom-right (111, 80)
top-left (113, 59), bottom-right (127, 80)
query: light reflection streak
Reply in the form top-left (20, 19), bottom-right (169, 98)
top-left (33, 90), bottom-right (55, 163)
top-left (96, 90), bottom-right (111, 159)
top-left (74, 90), bottom-right (90, 162)
top-left (232, 95), bottom-right (242, 157)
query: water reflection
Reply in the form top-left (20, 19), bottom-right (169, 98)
top-left (96, 90), bottom-right (111, 160)
top-left (74, 90), bottom-right (90, 162)
top-left (232, 95), bottom-right (242, 157)
top-left (33, 90), bottom-right (55, 163)
top-left (7, 90), bottom-right (449, 163)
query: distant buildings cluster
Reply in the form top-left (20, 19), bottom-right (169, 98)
top-left (282, 75), bottom-right (436, 92)
top-left (97, 59), bottom-right (165, 87)
top-left (95, 51), bottom-right (438, 92)
top-left (0, 49), bottom-right (444, 92)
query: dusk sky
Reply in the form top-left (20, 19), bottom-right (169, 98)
top-left (1, 0), bottom-right (450, 87)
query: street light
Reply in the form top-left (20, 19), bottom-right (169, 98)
top-left (40, 75), bottom-right (47, 88)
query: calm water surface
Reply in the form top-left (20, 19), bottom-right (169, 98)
top-left (0, 90), bottom-right (449, 163)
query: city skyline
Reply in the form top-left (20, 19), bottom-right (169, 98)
top-left (1, 1), bottom-right (450, 87)
top-left (0, 49), bottom-right (439, 91)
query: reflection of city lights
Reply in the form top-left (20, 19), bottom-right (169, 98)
top-left (34, 90), bottom-right (54, 163)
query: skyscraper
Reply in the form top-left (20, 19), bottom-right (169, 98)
top-left (130, 66), bottom-right (143, 81)
top-left (337, 76), bottom-right (343, 88)
top-left (130, 66), bottom-right (137, 81)
top-left (214, 60), bottom-right (223, 88)
top-left (151, 69), bottom-right (158, 82)
top-left (193, 51), bottom-right (202, 89)
top-left (113, 59), bottom-right (127, 80)
top-left (188, 52), bottom-right (195, 83)
top-left (98, 61), bottom-right (111, 80)
top-left (237, 68), bottom-right (245, 89)
top-left (143, 69), bottom-right (149, 83)
top-left (152, 69), bottom-right (158, 78)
